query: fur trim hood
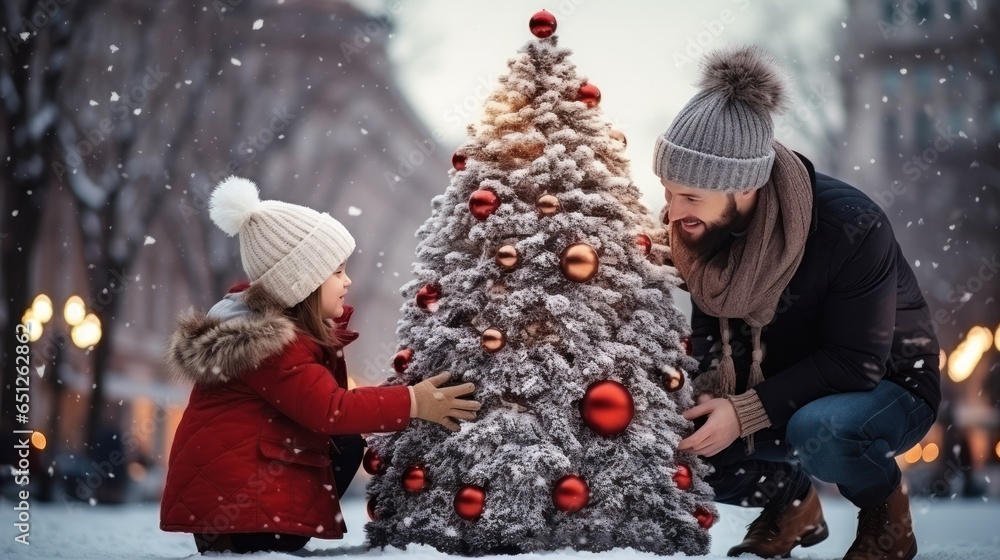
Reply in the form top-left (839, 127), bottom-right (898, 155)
top-left (162, 282), bottom-right (298, 386)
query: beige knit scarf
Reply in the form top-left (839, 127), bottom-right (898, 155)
top-left (671, 141), bottom-right (813, 409)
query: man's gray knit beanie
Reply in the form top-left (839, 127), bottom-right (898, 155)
top-left (653, 45), bottom-right (792, 193)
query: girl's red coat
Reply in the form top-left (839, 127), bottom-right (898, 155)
top-left (159, 282), bottom-right (410, 539)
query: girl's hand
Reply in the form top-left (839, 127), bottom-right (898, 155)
top-left (409, 372), bottom-right (481, 431)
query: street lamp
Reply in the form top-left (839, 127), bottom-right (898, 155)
top-left (25, 293), bottom-right (102, 501)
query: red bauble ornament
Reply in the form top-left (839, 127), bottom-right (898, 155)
top-left (469, 189), bottom-right (501, 221)
top-left (415, 284), bottom-right (441, 312)
top-left (580, 380), bottom-right (634, 437)
top-left (367, 497), bottom-right (378, 521)
top-left (454, 484), bottom-right (486, 521)
top-left (552, 474), bottom-right (590, 514)
top-left (694, 506), bottom-right (714, 529)
top-left (392, 348), bottom-right (414, 375)
top-left (529, 10), bottom-right (557, 38)
top-left (681, 335), bottom-right (693, 356)
top-left (452, 151), bottom-right (467, 171)
top-left (635, 234), bottom-right (652, 257)
top-left (402, 464), bottom-right (429, 493)
top-left (363, 448), bottom-right (385, 475)
top-left (578, 83), bottom-right (601, 108)
top-left (673, 463), bottom-right (692, 491)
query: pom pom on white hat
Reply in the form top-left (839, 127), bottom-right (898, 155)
top-left (209, 176), bottom-right (263, 236)
top-left (208, 175), bottom-right (355, 308)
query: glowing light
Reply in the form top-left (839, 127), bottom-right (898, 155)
top-left (31, 294), bottom-right (53, 323)
top-left (22, 311), bottom-right (43, 343)
top-left (903, 444), bottom-right (922, 464)
top-left (31, 431), bottom-right (47, 450)
top-left (71, 313), bottom-right (102, 348)
top-left (921, 443), bottom-right (939, 462)
top-left (64, 296), bottom-right (86, 326)
top-left (947, 326), bottom-right (992, 382)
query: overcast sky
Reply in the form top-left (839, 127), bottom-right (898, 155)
top-left (367, 0), bottom-right (847, 210)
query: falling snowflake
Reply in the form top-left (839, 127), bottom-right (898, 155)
top-left (110, 92), bottom-right (120, 102)
top-left (252, 19), bottom-right (264, 30)
top-left (348, 206), bottom-right (362, 216)
top-left (109, 44), bottom-right (119, 53)
top-left (231, 57), bottom-right (242, 66)
top-left (144, 236), bottom-right (156, 246)
top-left (89, 100), bottom-right (98, 106)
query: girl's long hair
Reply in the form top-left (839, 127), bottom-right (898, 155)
top-left (282, 286), bottom-right (344, 353)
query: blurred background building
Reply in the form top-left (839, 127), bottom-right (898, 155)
top-left (1, 0), bottom-right (997, 505)
top-left (837, 0), bottom-right (1000, 497)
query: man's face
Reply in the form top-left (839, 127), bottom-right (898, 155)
top-left (661, 178), bottom-right (743, 256)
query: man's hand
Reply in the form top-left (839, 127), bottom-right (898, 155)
top-left (678, 398), bottom-right (741, 457)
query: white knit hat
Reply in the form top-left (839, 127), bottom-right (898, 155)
top-left (208, 176), bottom-right (355, 308)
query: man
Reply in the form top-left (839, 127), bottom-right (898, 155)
top-left (653, 45), bottom-right (941, 560)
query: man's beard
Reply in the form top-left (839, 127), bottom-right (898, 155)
top-left (673, 194), bottom-right (743, 261)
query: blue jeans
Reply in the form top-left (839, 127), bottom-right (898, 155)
top-left (704, 380), bottom-right (935, 510)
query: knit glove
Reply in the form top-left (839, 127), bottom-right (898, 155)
top-left (407, 372), bottom-right (480, 432)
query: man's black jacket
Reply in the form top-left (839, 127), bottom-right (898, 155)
top-left (690, 153), bottom-right (942, 427)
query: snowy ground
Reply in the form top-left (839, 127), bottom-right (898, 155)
top-left (2, 496), bottom-right (998, 559)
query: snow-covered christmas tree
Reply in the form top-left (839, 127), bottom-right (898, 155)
top-left (365, 11), bottom-right (715, 556)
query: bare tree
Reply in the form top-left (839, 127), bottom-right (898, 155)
top-left (52, 1), bottom-right (225, 448)
top-left (0, 0), bottom-right (87, 461)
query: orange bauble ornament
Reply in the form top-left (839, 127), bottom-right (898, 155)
top-left (580, 380), bottom-right (634, 437)
top-left (495, 245), bottom-right (519, 271)
top-left (662, 364), bottom-right (685, 392)
top-left (610, 129), bottom-right (627, 147)
top-left (537, 194), bottom-right (561, 216)
top-left (454, 484), bottom-right (486, 521)
top-left (560, 243), bottom-right (599, 283)
top-left (481, 328), bottom-right (506, 353)
top-left (552, 474), bottom-right (590, 514)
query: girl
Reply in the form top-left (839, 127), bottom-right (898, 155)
top-left (159, 176), bottom-right (480, 554)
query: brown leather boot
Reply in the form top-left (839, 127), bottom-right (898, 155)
top-left (844, 480), bottom-right (917, 560)
top-left (727, 485), bottom-right (829, 558)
